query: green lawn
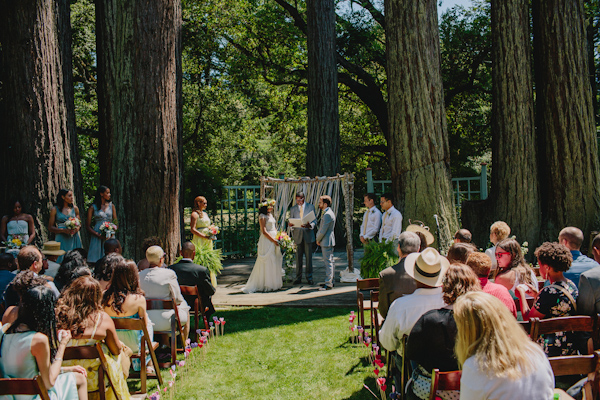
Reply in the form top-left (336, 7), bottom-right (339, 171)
top-left (146, 307), bottom-right (380, 400)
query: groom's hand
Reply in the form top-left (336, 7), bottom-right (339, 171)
top-left (301, 223), bottom-right (311, 229)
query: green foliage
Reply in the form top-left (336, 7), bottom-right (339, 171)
top-left (360, 240), bottom-right (399, 278)
top-left (193, 240), bottom-right (224, 275)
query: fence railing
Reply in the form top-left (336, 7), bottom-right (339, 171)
top-left (366, 164), bottom-right (488, 206)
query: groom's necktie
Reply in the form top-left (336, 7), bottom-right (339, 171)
top-left (300, 205), bottom-right (304, 219)
top-left (362, 209), bottom-right (369, 236)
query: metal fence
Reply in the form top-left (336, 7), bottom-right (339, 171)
top-left (366, 164), bottom-right (489, 207)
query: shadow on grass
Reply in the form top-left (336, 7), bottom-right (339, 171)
top-left (197, 306), bottom-right (354, 335)
top-left (343, 375), bottom-right (380, 400)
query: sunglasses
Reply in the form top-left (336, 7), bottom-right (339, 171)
top-left (495, 251), bottom-right (510, 258)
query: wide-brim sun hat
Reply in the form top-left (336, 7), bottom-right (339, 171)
top-left (41, 241), bottom-right (66, 256)
top-left (404, 247), bottom-right (449, 287)
top-left (406, 222), bottom-right (435, 245)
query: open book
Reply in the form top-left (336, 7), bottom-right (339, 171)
top-left (289, 210), bottom-right (316, 227)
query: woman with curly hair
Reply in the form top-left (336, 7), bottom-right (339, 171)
top-left (56, 275), bottom-right (131, 399)
top-left (103, 259), bottom-right (153, 372)
top-left (405, 264), bottom-right (481, 400)
top-left (455, 291), bottom-right (554, 399)
top-left (0, 285), bottom-right (88, 400)
top-left (521, 242), bottom-right (579, 356)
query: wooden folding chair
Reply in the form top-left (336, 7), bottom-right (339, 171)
top-left (356, 278), bottom-right (379, 329)
top-left (531, 315), bottom-right (600, 354)
top-left (518, 319), bottom-right (534, 336)
top-left (146, 298), bottom-right (186, 365)
top-left (112, 310), bottom-right (164, 394)
top-left (549, 351), bottom-right (600, 400)
top-left (63, 342), bottom-right (121, 400)
top-left (370, 290), bottom-right (384, 345)
top-left (0, 375), bottom-right (51, 400)
top-left (429, 369), bottom-right (461, 400)
top-left (180, 285), bottom-right (209, 341)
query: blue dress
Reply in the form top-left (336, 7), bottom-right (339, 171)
top-left (88, 203), bottom-right (114, 263)
top-left (0, 329), bottom-right (79, 400)
top-left (54, 207), bottom-right (82, 263)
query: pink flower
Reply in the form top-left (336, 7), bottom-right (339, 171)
top-left (168, 381), bottom-right (174, 387)
top-left (178, 361), bottom-right (185, 367)
top-left (215, 321), bottom-right (221, 325)
top-left (374, 368), bottom-right (379, 375)
top-left (376, 377), bottom-right (386, 387)
top-left (219, 317), bottom-right (225, 322)
top-left (186, 338), bottom-right (191, 345)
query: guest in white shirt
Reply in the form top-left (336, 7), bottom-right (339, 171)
top-left (455, 291), bottom-right (554, 400)
top-left (484, 220), bottom-right (511, 272)
top-left (360, 193), bottom-right (382, 244)
top-left (379, 247), bottom-right (448, 354)
top-left (378, 193), bottom-right (402, 243)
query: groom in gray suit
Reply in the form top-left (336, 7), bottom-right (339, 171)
top-left (316, 195), bottom-right (336, 290)
top-left (289, 192), bottom-right (317, 284)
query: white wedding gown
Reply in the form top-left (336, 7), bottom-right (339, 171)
top-left (243, 214), bottom-right (283, 293)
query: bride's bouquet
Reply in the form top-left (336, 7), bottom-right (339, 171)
top-left (64, 217), bottom-right (81, 231)
top-left (99, 221), bottom-right (118, 239)
top-left (5, 234), bottom-right (25, 249)
top-left (276, 231), bottom-right (296, 268)
top-left (202, 224), bottom-right (219, 240)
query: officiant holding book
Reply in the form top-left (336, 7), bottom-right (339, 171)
top-left (289, 192), bottom-right (317, 285)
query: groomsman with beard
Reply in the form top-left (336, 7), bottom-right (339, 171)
top-left (317, 195), bottom-right (336, 290)
top-left (289, 192), bottom-right (317, 285)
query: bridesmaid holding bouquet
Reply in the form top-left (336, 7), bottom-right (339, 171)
top-left (86, 186), bottom-right (117, 264)
top-left (190, 196), bottom-right (222, 286)
top-left (48, 189), bottom-right (82, 262)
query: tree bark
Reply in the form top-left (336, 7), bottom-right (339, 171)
top-left (385, 0), bottom-right (458, 251)
top-left (465, 0), bottom-right (540, 248)
top-left (96, 0), bottom-right (183, 261)
top-left (306, 0), bottom-right (341, 177)
top-left (533, 0), bottom-right (600, 240)
top-left (0, 0), bottom-right (79, 243)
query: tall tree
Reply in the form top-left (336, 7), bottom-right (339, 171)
top-left (96, 0), bottom-right (183, 261)
top-left (385, 0), bottom-right (458, 249)
top-left (533, 0), bottom-right (600, 240)
top-left (0, 0), bottom-right (80, 242)
top-left (472, 0), bottom-right (539, 246)
top-left (306, 0), bottom-right (340, 176)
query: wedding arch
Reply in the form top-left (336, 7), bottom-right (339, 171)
top-left (260, 173), bottom-right (358, 277)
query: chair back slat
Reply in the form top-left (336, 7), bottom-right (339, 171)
top-left (63, 345), bottom-right (101, 360)
top-left (549, 351), bottom-right (600, 400)
top-left (180, 285), bottom-right (200, 297)
top-left (536, 316), bottom-right (593, 336)
top-left (0, 376), bottom-right (51, 400)
top-left (429, 369), bottom-right (461, 400)
top-left (356, 278), bottom-right (379, 291)
top-left (112, 318), bottom-right (144, 331)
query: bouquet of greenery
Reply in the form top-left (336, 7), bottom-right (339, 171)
top-left (194, 240), bottom-right (223, 276)
top-left (360, 240), bottom-right (400, 279)
top-left (276, 231), bottom-right (296, 268)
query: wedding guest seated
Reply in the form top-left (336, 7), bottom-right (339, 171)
top-left (2, 271), bottom-right (50, 325)
top-left (0, 285), bottom-right (88, 400)
top-left (104, 239), bottom-right (122, 255)
top-left (406, 263), bottom-right (481, 400)
top-left (54, 250), bottom-right (88, 292)
top-left (56, 275), bottom-right (132, 399)
top-left (493, 238), bottom-right (538, 302)
top-left (559, 227), bottom-right (599, 287)
top-left (455, 292), bottom-right (554, 399)
top-left (103, 258), bottom-right (154, 373)
top-left (485, 221), bottom-right (511, 271)
top-left (446, 242), bottom-right (476, 264)
top-left (94, 253), bottom-right (123, 291)
top-left (4, 246), bottom-right (60, 307)
top-left (521, 242), bottom-right (579, 357)
top-left (0, 253), bottom-right (16, 300)
top-left (169, 241), bottom-right (216, 320)
top-left (379, 248), bottom-right (448, 387)
top-left (137, 237), bottom-right (162, 272)
top-left (577, 233), bottom-right (600, 314)
top-left (139, 246), bottom-right (190, 341)
top-left (40, 241), bottom-right (65, 279)
top-left (378, 231), bottom-right (421, 319)
top-left (466, 252), bottom-right (517, 318)
top-left (453, 228), bottom-right (472, 243)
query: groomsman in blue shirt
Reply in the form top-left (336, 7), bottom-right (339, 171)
top-left (360, 193), bottom-right (382, 244)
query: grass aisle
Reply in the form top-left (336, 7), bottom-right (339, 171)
top-left (168, 307), bottom-right (378, 400)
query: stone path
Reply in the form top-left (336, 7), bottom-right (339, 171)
top-left (213, 249), bottom-right (364, 308)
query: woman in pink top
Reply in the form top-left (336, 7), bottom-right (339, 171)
top-left (466, 252), bottom-right (517, 317)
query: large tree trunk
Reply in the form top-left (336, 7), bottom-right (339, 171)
top-left (305, 0), bottom-right (340, 177)
top-left (385, 0), bottom-right (458, 251)
top-left (466, 0), bottom-right (540, 248)
top-left (96, 0), bottom-right (183, 261)
top-left (0, 0), bottom-right (79, 243)
top-left (533, 0), bottom-right (600, 241)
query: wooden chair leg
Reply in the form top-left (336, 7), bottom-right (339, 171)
top-left (171, 318), bottom-right (177, 365)
top-left (140, 336), bottom-right (147, 394)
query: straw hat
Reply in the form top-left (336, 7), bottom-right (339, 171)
top-left (405, 221), bottom-right (435, 245)
top-left (404, 247), bottom-right (449, 287)
top-left (146, 245), bottom-right (165, 265)
top-left (41, 241), bottom-right (66, 256)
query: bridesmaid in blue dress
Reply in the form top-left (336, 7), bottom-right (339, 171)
top-left (86, 186), bottom-right (117, 264)
top-left (0, 199), bottom-right (37, 257)
top-left (0, 285), bottom-right (88, 400)
top-left (48, 190), bottom-right (83, 263)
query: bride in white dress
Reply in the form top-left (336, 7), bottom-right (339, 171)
top-left (243, 199), bottom-right (283, 293)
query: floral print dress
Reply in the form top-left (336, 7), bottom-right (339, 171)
top-left (532, 279), bottom-right (578, 357)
